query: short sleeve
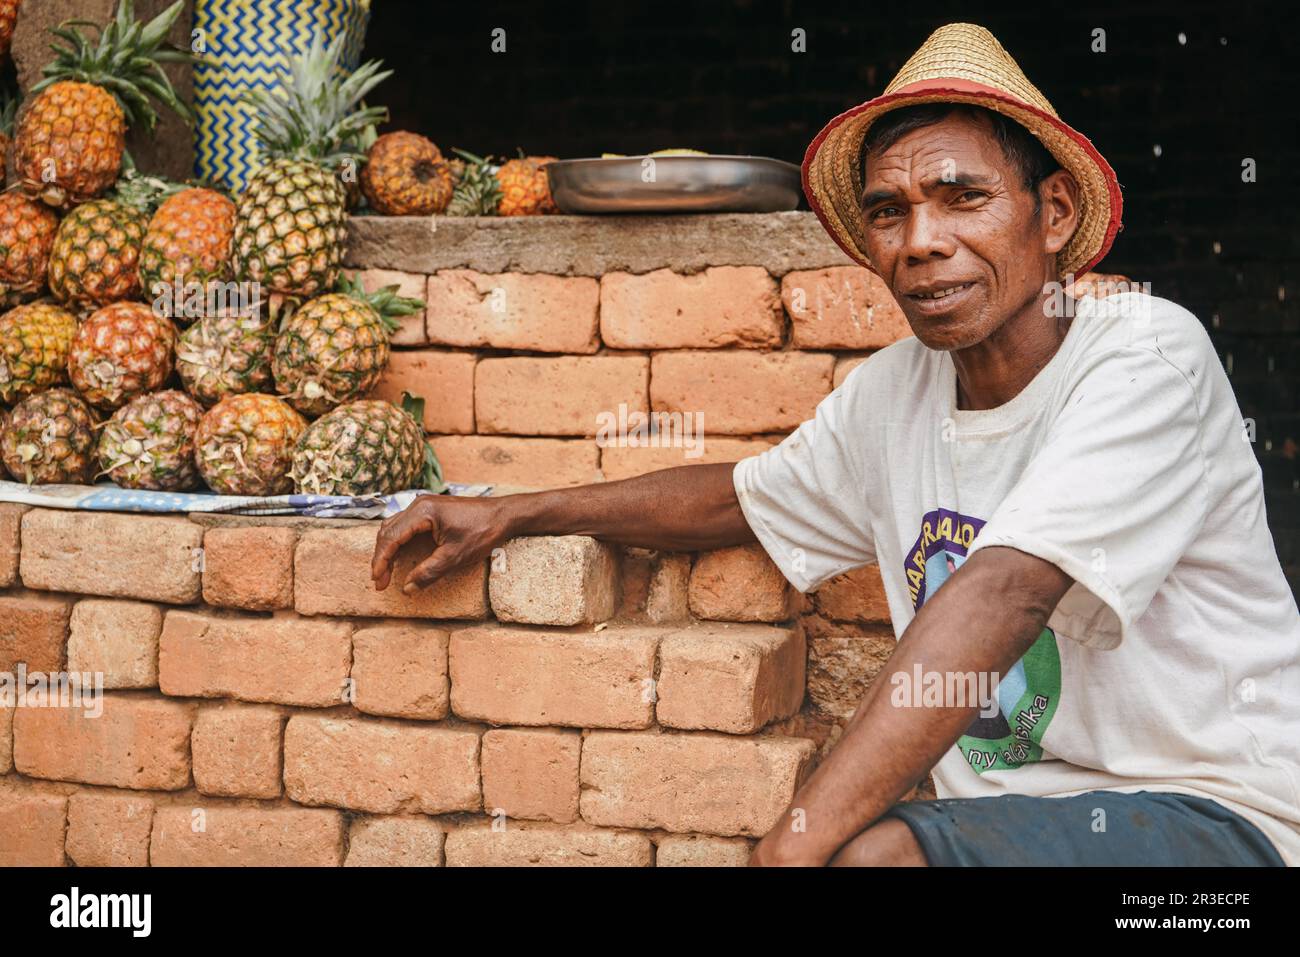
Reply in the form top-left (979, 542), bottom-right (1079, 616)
top-left (967, 347), bottom-right (1210, 650)
top-left (732, 381), bottom-right (876, 592)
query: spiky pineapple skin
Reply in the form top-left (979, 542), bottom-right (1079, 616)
top-left (16, 81), bottom-right (126, 209)
top-left (140, 188), bottom-right (237, 311)
top-left (496, 156), bottom-right (559, 216)
top-left (176, 313), bottom-right (275, 406)
top-left (195, 392), bottom-right (306, 496)
top-left (291, 399), bottom-right (425, 495)
top-left (48, 198), bottom-right (148, 307)
top-left (233, 158), bottom-right (347, 298)
top-left (0, 387), bottom-right (98, 485)
top-left (0, 0), bottom-right (19, 59)
top-left (0, 302), bottom-right (79, 404)
top-left (272, 293), bottom-right (390, 417)
top-left (69, 302), bottom-right (177, 410)
top-left (0, 192), bottom-right (60, 303)
top-left (361, 132), bottom-right (453, 215)
top-left (97, 389), bottom-right (204, 491)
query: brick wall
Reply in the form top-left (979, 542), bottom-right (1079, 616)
top-left (0, 503), bottom-right (897, 867)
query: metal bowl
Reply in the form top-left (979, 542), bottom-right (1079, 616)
top-left (546, 155), bottom-right (803, 214)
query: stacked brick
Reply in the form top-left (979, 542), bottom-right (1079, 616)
top-left (348, 212), bottom-right (911, 490)
top-left (0, 504), bottom-right (894, 867)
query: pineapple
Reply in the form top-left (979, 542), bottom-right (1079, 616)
top-left (233, 36), bottom-right (390, 297)
top-left (272, 273), bottom-right (422, 417)
top-left (291, 394), bottom-right (439, 496)
top-left (0, 387), bottom-right (97, 485)
top-left (68, 301), bottom-right (177, 410)
top-left (0, 302), bottom-right (79, 404)
top-left (361, 132), bottom-right (453, 215)
top-left (496, 155), bottom-right (559, 216)
top-left (141, 187), bottom-right (237, 318)
top-left (176, 313), bottom-right (275, 406)
top-left (195, 392), bottom-right (306, 496)
top-left (47, 198), bottom-right (149, 307)
top-left (97, 389), bottom-right (203, 490)
top-left (0, 407), bottom-right (8, 480)
top-left (0, 93), bottom-right (15, 185)
top-left (0, 1), bottom-right (20, 59)
top-left (14, 0), bottom-right (193, 209)
top-left (446, 149), bottom-right (503, 217)
top-left (0, 192), bottom-right (60, 305)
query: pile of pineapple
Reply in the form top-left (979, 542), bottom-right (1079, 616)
top-left (0, 0), bottom-right (499, 500)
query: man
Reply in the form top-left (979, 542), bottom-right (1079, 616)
top-left (371, 24), bottom-right (1300, 866)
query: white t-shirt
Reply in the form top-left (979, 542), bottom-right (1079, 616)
top-left (734, 291), bottom-right (1300, 864)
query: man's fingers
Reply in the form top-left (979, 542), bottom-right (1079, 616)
top-left (371, 510), bottom-right (434, 589)
top-left (401, 548), bottom-right (459, 594)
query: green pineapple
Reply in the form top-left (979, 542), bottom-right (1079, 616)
top-left (232, 35), bottom-right (390, 297)
top-left (291, 393), bottom-right (443, 496)
top-left (446, 149), bottom-right (503, 216)
top-left (97, 389), bottom-right (204, 490)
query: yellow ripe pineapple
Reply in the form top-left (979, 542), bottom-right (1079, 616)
top-left (234, 36), bottom-right (391, 297)
top-left (0, 0), bottom-right (21, 59)
top-left (194, 392), bottom-right (306, 496)
top-left (361, 132), bottom-right (453, 215)
top-left (47, 198), bottom-right (149, 308)
top-left (141, 187), bottom-right (237, 319)
top-left (14, 0), bottom-right (193, 209)
top-left (496, 155), bottom-right (560, 216)
top-left (0, 192), bottom-right (60, 306)
top-left (0, 302), bottom-right (79, 404)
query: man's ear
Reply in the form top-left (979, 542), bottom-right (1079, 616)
top-left (1040, 169), bottom-right (1081, 257)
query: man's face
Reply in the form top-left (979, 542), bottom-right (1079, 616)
top-left (859, 113), bottom-right (1055, 351)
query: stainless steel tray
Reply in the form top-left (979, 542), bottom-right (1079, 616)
top-left (546, 155), bottom-right (802, 214)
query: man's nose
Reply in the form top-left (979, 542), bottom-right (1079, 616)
top-left (900, 205), bottom-right (957, 263)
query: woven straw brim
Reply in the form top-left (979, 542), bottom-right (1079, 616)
top-left (804, 83), bottom-right (1123, 279)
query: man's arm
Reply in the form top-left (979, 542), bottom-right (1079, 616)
top-left (750, 545), bottom-right (1074, 866)
top-left (371, 463), bottom-right (755, 592)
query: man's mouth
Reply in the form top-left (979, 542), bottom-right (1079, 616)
top-left (907, 282), bottom-right (974, 301)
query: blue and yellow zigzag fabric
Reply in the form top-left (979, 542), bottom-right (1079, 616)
top-left (193, 0), bottom-right (371, 194)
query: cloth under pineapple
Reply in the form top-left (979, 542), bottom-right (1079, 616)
top-left (0, 479), bottom-right (492, 519)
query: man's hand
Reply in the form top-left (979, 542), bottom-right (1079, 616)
top-left (371, 464), bottom-right (755, 592)
top-left (371, 495), bottom-right (514, 593)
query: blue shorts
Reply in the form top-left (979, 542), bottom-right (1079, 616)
top-left (880, 790), bottom-right (1285, 866)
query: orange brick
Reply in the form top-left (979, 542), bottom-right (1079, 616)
top-left (811, 564), bottom-right (891, 623)
top-left (600, 267), bottom-right (783, 349)
top-left (351, 623), bottom-right (450, 720)
top-left (426, 270), bottom-right (599, 353)
top-left (159, 610), bottom-right (352, 707)
top-left (445, 821), bottom-right (652, 867)
top-left (67, 598), bottom-right (162, 688)
top-left (14, 694), bottom-right (193, 790)
top-left (833, 353), bottom-right (872, 388)
top-left (0, 590), bottom-right (73, 672)
top-left (580, 731), bottom-right (815, 836)
top-left (368, 350), bottom-right (476, 434)
top-left (201, 526), bottom-right (297, 611)
top-left (0, 503), bottom-right (27, 587)
top-left (0, 787), bottom-right (67, 866)
top-left (450, 624), bottom-right (661, 729)
top-left (599, 436), bottom-right (778, 481)
top-left (346, 816), bottom-right (445, 866)
top-left (294, 525), bottom-right (488, 620)
top-left (646, 553), bottom-right (692, 624)
top-left (650, 351), bottom-right (833, 434)
top-left (488, 536), bottom-right (619, 626)
top-left (481, 728), bottom-right (580, 823)
top-left (192, 703), bottom-right (284, 798)
top-left (656, 623), bottom-right (806, 733)
top-left (19, 510), bottom-right (202, 603)
top-left (66, 792), bottom-right (154, 867)
top-left (476, 355), bottom-right (649, 436)
top-left (150, 806), bottom-right (345, 866)
top-left (284, 715), bottom-right (480, 815)
top-left (431, 435), bottom-right (601, 488)
top-left (782, 267), bottom-right (912, 349)
top-left (357, 268), bottom-right (427, 346)
top-left (688, 543), bottom-right (794, 622)
top-left (656, 834), bottom-right (752, 866)
top-left (1, 702), bottom-right (11, 773)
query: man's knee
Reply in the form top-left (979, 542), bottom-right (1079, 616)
top-left (829, 817), bottom-right (928, 866)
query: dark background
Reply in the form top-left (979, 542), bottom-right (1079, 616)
top-left (364, 0), bottom-right (1300, 589)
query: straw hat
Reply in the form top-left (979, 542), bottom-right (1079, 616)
top-left (803, 23), bottom-right (1123, 279)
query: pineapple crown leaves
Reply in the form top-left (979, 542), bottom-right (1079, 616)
top-left (244, 33), bottom-right (392, 171)
top-left (33, 0), bottom-right (197, 133)
top-left (447, 148), bottom-right (503, 216)
top-left (108, 168), bottom-right (188, 213)
top-left (334, 272), bottom-right (423, 334)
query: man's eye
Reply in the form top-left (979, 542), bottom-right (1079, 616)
top-left (870, 206), bottom-right (902, 221)
top-left (957, 190), bottom-right (985, 202)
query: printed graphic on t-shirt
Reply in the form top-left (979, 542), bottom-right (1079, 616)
top-left (905, 508), bottom-right (1061, 773)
